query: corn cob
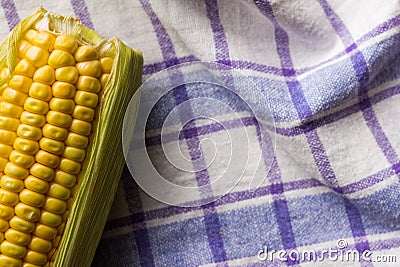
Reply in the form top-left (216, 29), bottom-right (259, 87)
top-left (0, 8), bottom-right (142, 267)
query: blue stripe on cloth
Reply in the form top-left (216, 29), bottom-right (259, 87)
top-left (139, 0), bottom-right (228, 264)
top-left (70, 0), bottom-right (95, 29)
top-left (1, 0), bottom-right (19, 31)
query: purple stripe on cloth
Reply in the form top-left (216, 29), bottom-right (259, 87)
top-left (254, 2), bottom-right (371, 266)
top-left (305, 130), bottom-right (339, 188)
top-left (317, 0), bottom-right (399, 168)
top-left (142, 13), bottom-right (400, 77)
top-left (105, 158), bottom-right (399, 229)
top-left (120, 168), bottom-right (155, 267)
top-left (143, 55), bottom-right (199, 75)
top-left (70, 0), bottom-right (94, 29)
top-left (1, 0), bottom-right (20, 31)
top-left (146, 83), bottom-right (400, 148)
top-left (104, 176), bottom-right (322, 231)
top-left (256, 126), bottom-right (298, 265)
top-left (140, 0), bottom-right (227, 263)
top-left (317, 1), bottom-right (373, 264)
top-left (139, 0), bottom-right (178, 63)
top-left (255, 1), bottom-right (311, 121)
top-left (205, 0), bottom-right (230, 64)
top-left (208, 0), bottom-right (296, 264)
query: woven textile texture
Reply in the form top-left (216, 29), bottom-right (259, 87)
top-left (1, 0), bottom-right (400, 266)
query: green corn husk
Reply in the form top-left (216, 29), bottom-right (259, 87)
top-left (0, 7), bottom-right (143, 267)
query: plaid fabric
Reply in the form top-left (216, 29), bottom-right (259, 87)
top-left (2, 0), bottom-right (400, 266)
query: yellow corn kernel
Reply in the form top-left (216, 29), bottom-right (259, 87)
top-left (43, 197), bottom-right (66, 215)
top-left (19, 189), bottom-right (45, 208)
top-left (14, 59), bottom-right (36, 77)
top-left (49, 98), bottom-right (74, 114)
top-left (5, 228), bottom-right (30, 246)
top-left (0, 157), bottom-right (8, 172)
top-left (0, 203), bottom-right (14, 220)
top-left (39, 138), bottom-right (64, 156)
top-left (0, 188), bottom-right (19, 206)
top-left (100, 73), bottom-right (110, 89)
top-left (33, 223), bottom-right (57, 240)
top-left (29, 82), bottom-right (52, 102)
top-left (48, 50), bottom-right (75, 68)
top-left (13, 137), bottom-right (39, 155)
top-left (24, 29), bottom-right (38, 43)
top-left (46, 111), bottom-right (72, 128)
top-left (0, 84), bottom-right (7, 96)
top-left (24, 176), bottom-right (49, 194)
top-left (9, 216), bottom-right (34, 233)
top-left (0, 254), bottom-right (22, 267)
top-left (9, 151), bottom-right (35, 169)
top-left (17, 40), bottom-right (32, 59)
top-left (2, 87), bottom-right (28, 106)
top-left (15, 202), bottom-right (40, 222)
top-left (0, 204), bottom-right (14, 220)
top-left (31, 31), bottom-right (55, 52)
top-left (74, 90), bottom-right (98, 108)
top-left (20, 112), bottom-right (46, 128)
top-left (51, 81), bottom-right (76, 99)
top-left (0, 240), bottom-right (26, 258)
top-left (74, 45), bottom-right (98, 62)
top-left (25, 46), bottom-right (50, 68)
top-left (24, 249), bottom-right (48, 265)
top-left (76, 60), bottom-right (102, 77)
top-left (0, 129), bottom-right (17, 146)
top-left (5, 162), bottom-right (29, 179)
top-left (28, 236), bottom-right (52, 253)
top-left (8, 75), bottom-right (33, 93)
top-left (69, 119), bottom-right (91, 136)
top-left (58, 158), bottom-right (81, 175)
top-left (47, 183), bottom-right (70, 200)
top-left (100, 57), bottom-right (114, 73)
top-left (76, 75), bottom-right (101, 93)
top-left (24, 97), bottom-right (49, 115)
top-left (53, 171), bottom-right (76, 188)
top-left (0, 102), bottom-right (24, 118)
top-left (35, 150), bottom-right (60, 169)
top-left (1, 175), bottom-right (24, 192)
top-left (54, 66), bottom-right (78, 84)
top-left (0, 68), bottom-right (10, 82)
top-left (29, 163), bottom-right (54, 182)
top-left (0, 219), bottom-right (8, 231)
top-left (42, 124), bottom-right (68, 141)
top-left (72, 105), bottom-right (94, 122)
top-left (53, 35), bottom-right (78, 54)
top-left (39, 211), bottom-right (62, 228)
top-left (0, 144), bottom-right (12, 158)
top-left (0, 116), bottom-right (20, 131)
top-left (17, 124), bottom-right (42, 141)
top-left (62, 146), bottom-right (85, 162)
top-left (33, 65), bottom-right (55, 85)
top-left (0, 232), bottom-right (3, 242)
top-left (64, 132), bottom-right (88, 149)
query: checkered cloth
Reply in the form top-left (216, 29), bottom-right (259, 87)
top-left (1, 0), bottom-right (400, 266)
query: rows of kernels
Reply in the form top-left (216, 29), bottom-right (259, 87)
top-left (0, 28), bottom-right (114, 266)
